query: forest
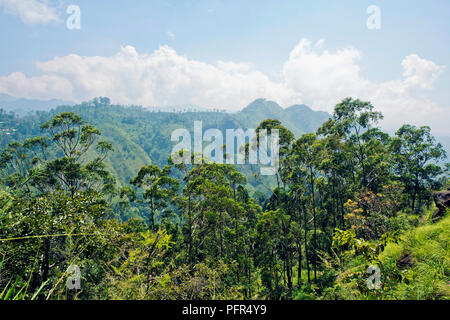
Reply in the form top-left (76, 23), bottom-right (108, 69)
top-left (0, 97), bottom-right (449, 300)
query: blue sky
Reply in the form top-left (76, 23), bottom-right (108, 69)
top-left (0, 0), bottom-right (449, 136)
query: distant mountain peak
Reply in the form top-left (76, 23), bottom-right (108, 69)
top-left (236, 98), bottom-right (330, 136)
top-left (0, 93), bottom-right (74, 115)
top-left (285, 104), bottom-right (312, 112)
top-left (241, 98), bottom-right (283, 115)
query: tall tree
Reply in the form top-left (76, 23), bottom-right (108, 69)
top-left (390, 124), bottom-right (447, 212)
top-left (131, 164), bottom-right (179, 229)
top-left (291, 133), bottom-right (323, 281)
top-left (318, 98), bottom-right (384, 191)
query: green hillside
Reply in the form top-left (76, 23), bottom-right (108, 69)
top-left (0, 98), bottom-right (329, 191)
top-left (1, 97), bottom-right (447, 301)
top-left (329, 209), bottom-right (450, 300)
top-left (99, 125), bottom-right (152, 186)
top-left (380, 211), bottom-right (450, 299)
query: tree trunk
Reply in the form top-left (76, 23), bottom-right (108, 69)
top-left (41, 238), bottom-right (50, 285)
top-left (188, 194), bottom-right (193, 271)
top-left (297, 239), bottom-right (302, 286)
top-left (302, 203), bottom-right (311, 283)
top-left (310, 167), bottom-right (317, 282)
top-left (150, 198), bottom-right (155, 229)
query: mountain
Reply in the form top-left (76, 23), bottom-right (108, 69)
top-left (284, 104), bottom-right (330, 134)
top-left (0, 98), bottom-right (330, 190)
top-left (238, 98), bottom-right (329, 136)
top-left (0, 93), bottom-right (74, 116)
top-left (239, 98), bottom-right (284, 121)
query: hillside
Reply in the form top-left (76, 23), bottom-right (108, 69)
top-left (0, 97), bottom-right (447, 301)
top-left (380, 212), bottom-right (450, 299)
top-left (329, 209), bottom-right (450, 300)
top-left (0, 98), bottom-right (330, 187)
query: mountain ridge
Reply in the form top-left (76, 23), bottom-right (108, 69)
top-left (238, 98), bottom-right (330, 136)
top-left (0, 97), bottom-right (330, 190)
top-left (0, 93), bottom-right (74, 115)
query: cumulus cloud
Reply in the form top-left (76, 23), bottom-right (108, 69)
top-left (0, 39), bottom-right (447, 133)
top-left (0, 0), bottom-right (61, 24)
top-left (283, 39), bottom-right (368, 108)
top-left (282, 39), bottom-right (446, 133)
top-left (401, 54), bottom-right (444, 90)
top-left (0, 72), bottom-right (71, 99)
top-left (3, 45), bottom-right (299, 109)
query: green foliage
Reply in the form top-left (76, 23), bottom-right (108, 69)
top-left (380, 214), bottom-right (450, 299)
top-left (131, 164), bottom-right (179, 228)
top-left (390, 124), bottom-right (447, 212)
top-left (0, 97), bottom-right (448, 300)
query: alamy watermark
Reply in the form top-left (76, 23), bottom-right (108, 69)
top-left (366, 5), bottom-right (381, 30)
top-left (66, 5), bottom-right (81, 30)
top-left (171, 121), bottom-right (280, 176)
top-left (366, 265), bottom-right (381, 290)
top-left (66, 264), bottom-right (81, 290)
top-left (64, 5), bottom-right (380, 32)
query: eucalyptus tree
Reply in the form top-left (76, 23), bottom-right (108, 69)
top-left (255, 208), bottom-right (284, 298)
top-left (0, 112), bottom-right (117, 296)
top-left (0, 141), bottom-right (37, 191)
top-left (255, 119), bottom-right (294, 189)
top-left (185, 163), bottom-right (242, 258)
top-left (0, 112), bottom-right (115, 198)
top-left (131, 164), bottom-right (179, 229)
top-left (318, 98), bottom-right (384, 191)
top-left (38, 112), bottom-right (115, 198)
top-left (291, 133), bottom-right (323, 281)
top-left (288, 183), bottom-right (310, 284)
top-left (235, 186), bottom-right (261, 298)
top-left (390, 124), bottom-right (447, 212)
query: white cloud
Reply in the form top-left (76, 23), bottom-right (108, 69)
top-left (4, 45), bottom-right (299, 109)
top-left (0, 39), bottom-right (447, 134)
top-left (0, 0), bottom-right (61, 24)
top-left (0, 72), bottom-right (72, 99)
top-left (282, 39), bottom-right (447, 134)
top-left (283, 39), bottom-right (368, 108)
top-left (401, 54), bottom-right (444, 90)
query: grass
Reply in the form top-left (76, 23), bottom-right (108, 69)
top-left (0, 253), bottom-right (49, 300)
top-left (380, 208), bottom-right (450, 299)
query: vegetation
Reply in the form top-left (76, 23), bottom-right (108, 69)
top-left (0, 97), bottom-right (448, 300)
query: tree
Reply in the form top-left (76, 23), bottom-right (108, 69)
top-left (0, 190), bottom-right (118, 298)
top-left (0, 112), bottom-right (115, 198)
top-left (390, 125), bottom-right (447, 212)
top-left (131, 164), bottom-right (179, 229)
top-left (319, 98), bottom-right (385, 191)
top-left (291, 133), bottom-right (323, 282)
top-left (40, 112), bottom-right (115, 198)
top-left (106, 229), bottom-right (173, 299)
top-left (255, 119), bottom-right (294, 189)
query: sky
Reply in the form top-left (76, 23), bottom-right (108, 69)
top-left (0, 0), bottom-right (449, 137)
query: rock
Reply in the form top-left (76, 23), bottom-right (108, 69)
top-left (397, 253), bottom-right (415, 269)
top-left (432, 191), bottom-right (450, 222)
